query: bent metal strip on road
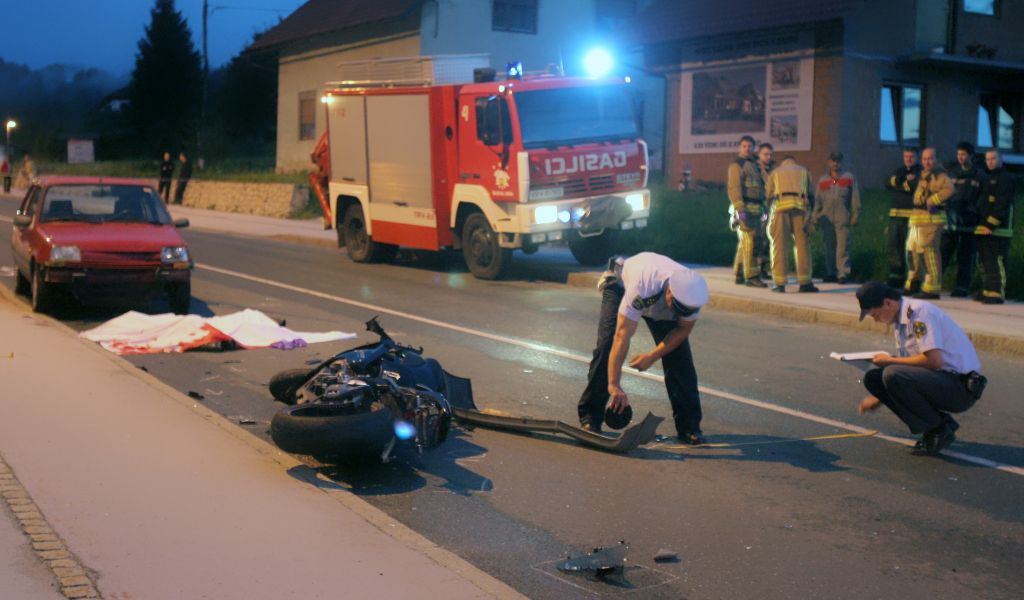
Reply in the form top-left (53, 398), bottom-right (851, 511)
top-left (10, 259), bottom-right (986, 478)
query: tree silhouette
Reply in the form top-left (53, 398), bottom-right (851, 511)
top-left (127, 0), bottom-right (201, 154)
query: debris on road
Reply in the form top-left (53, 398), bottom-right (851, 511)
top-left (653, 548), bottom-right (679, 563)
top-left (558, 541), bottom-right (629, 579)
top-left (187, 390), bottom-right (205, 400)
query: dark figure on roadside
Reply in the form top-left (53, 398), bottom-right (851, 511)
top-left (856, 281), bottom-right (985, 455)
top-left (727, 136), bottom-right (767, 287)
top-left (905, 148), bottom-right (953, 299)
top-left (158, 151), bottom-right (174, 204)
top-left (814, 152), bottom-right (861, 284)
top-left (578, 253), bottom-right (709, 444)
top-left (975, 149), bottom-right (1016, 304)
top-left (755, 143), bottom-right (775, 279)
top-left (1, 157), bottom-right (10, 193)
top-left (765, 156), bottom-right (818, 293)
top-left (885, 149), bottom-right (921, 288)
top-left (173, 152), bottom-right (192, 205)
top-left (941, 142), bottom-right (981, 297)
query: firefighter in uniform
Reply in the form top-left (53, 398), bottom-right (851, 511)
top-left (813, 152), bottom-right (861, 284)
top-left (577, 252), bottom-right (709, 445)
top-left (885, 149), bottom-right (921, 288)
top-left (856, 281), bottom-right (984, 455)
top-left (905, 147), bottom-right (953, 299)
top-left (941, 142), bottom-right (981, 297)
top-left (755, 143), bottom-right (775, 279)
top-left (727, 136), bottom-right (767, 287)
top-left (765, 156), bottom-right (818, 293)
top-left (975, 149), bottom-right (1016, 304)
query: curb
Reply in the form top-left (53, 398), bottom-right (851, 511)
top-left (565, 272), bottom-right (1024, 357)
top-left (0, 285), bottom-right (525, 600)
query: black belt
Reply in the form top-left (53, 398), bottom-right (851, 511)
top-left (780, 192), bottom-right (806, 198)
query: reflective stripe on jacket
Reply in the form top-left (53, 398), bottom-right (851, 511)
top-left (910, 168), bottom-right (953, 226)
top-left (766, 158), bottom-right (811, 212)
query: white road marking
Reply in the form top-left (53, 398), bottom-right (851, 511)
top-left (0, 215), bottom-right (11, 223)
top-left (72, 260), bottom-right (1013, 478)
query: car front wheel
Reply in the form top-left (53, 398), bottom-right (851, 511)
top-left (30, 265), bottom-right (53, 313)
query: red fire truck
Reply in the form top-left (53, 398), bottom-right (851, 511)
top-left (308, 56), bottom-right (650, 279)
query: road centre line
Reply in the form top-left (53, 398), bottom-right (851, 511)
top-left (0, 260), bottom-right (959, 478)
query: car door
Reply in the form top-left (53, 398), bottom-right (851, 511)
top-left (11, 185), bottom-right (41, 275)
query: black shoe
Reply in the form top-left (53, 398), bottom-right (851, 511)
top-left (770, 285), bottom-right (785, 293)
top-left (581, 421), bottom-right (602, 434)
top-left (910, 431), bottom-right (937, 455)
top-left (798, 283), bottom-right (819, 293)
top-left (735, 274), bottom-right (745, 285)
top-left (980, 296), bottom-right (1005, 305)
top-left (822, 275), bottom-right (838, 283)
top-left (930, 422), bottom-right (957, 454)
top-left (913, 291), bottom-right (940, 300)
top-left (745, 278), bottom-right (767, 288)
top-left (679, 432), bottom-right (706, 446)
top-left (837, 276), bottom-right (848, 284)
top-left (951, 288), bottom-right (969, 298)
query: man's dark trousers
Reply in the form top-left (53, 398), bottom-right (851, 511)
top-left (886, 216), bottom-right (910, 286)
top-left (940, 230), bottom-right (976, 293)
top-left (863, 365), bottom-right (975, 434)
top-left (158, 179), bottom-right (171, 203)
top-left (577, 284), bottom-right (702, 435)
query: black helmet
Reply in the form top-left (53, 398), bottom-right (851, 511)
top-left (604, 405), bottom-right (633, 430)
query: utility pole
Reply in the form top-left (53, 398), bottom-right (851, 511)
top-left (199, 0), bottom-right (209, 167)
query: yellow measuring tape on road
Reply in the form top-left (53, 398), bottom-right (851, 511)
top-left (656, 430), bottom-right (878, 450)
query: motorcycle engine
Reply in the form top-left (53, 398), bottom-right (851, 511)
top-left (296, 360), bottom-right (373, 413)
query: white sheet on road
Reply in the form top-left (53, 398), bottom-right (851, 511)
top-left (79, 308), bottom-right (355, 355)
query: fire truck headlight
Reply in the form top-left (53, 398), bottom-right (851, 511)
top-left (583, 48), bottom-right (613, 78)
top-left (534, 205), bottom-right (558, 225)
top-left (558, 210), bottom-right (571, 224)
top-left (625, 193), bottom-right (646, 212)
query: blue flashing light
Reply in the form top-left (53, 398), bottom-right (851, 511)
top-left (583, 48), bottom-right (613, 78)
top-left (394, 420), bottom-right (416, 440)
top-left (506, 61), bottom-right (523, 80)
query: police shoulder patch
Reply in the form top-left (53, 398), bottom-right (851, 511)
top-left (913, 320), bottom-right (928, 339)
top-left (631, 297), bottom-right (645, 310)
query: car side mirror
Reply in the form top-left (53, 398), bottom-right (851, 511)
top-left (13, 214), bottom-right (31, 228)
top-left (173, 218), bottom-right (189, 228)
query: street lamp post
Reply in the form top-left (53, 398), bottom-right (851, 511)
top-left (5, 120), bottom-right (16, 158)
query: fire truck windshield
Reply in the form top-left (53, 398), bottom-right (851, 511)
top-left (515, 84), bottom-right (638, 149)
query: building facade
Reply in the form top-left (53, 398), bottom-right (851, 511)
top-left (626, 0), bottom-right (1024, 186)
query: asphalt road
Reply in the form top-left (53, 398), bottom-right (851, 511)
top-left (2, 199), bottom-right (1023, 599)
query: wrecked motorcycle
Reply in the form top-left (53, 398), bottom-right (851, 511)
top-left (268, 318), bottom-right (663, 462)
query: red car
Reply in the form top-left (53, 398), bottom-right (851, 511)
top-left (10, 176), bottom-right (193, 314)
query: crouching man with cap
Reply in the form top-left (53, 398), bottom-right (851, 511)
top-left (578, 253), bottom-right (710, 444)
top-left (855, 281), bottom-right (986, 454)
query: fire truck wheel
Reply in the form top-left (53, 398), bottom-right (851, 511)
top-left (342, 204), bottom-right (397, 263)
top-left (569, 229), bottom-right (618, 266)
top-left (462, 213), bottom-right (511, 279)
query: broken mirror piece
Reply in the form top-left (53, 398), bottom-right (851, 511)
top-left (558, 541), bottom-right (629, 578)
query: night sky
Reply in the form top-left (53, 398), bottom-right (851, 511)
top-left (1, 0), bottom-right (306, 75)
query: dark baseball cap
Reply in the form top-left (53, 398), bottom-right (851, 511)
top-left (856, 280), bottom-right (900, 321)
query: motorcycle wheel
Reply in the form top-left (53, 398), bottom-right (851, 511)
top-left (268, 368), bottom-right (312, 404)
top-left (270, 402), bottom-right (395, 457)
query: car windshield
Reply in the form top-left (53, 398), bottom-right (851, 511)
top-left (514, 84), bottom-right (638, 149)
top-left (40, 184), bottom-right (171, 225)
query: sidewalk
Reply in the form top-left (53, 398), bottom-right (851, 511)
top-left (0, 291), bottom-right (523, 599)
top-left (168, 204), bottom-right (1024, 357)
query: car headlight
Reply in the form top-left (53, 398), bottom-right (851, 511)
top-left (49, 245), bottom-right (81, 262)
top-left (533, 205), bottom-right (558, 225)
top-left (161, 246), bottom-right (190, 263)
top-left (625, 193), bottom-right (647, 212)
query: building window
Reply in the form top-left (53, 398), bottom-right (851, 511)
top-left (977, 93), bottom-right (1019, 150)
top-left (493, 0), bottom-right (537, 34)
top-left (963, 0), bottom-right (997, 16)
top-left (880, 84), bottom-right (923, 146)
top-left (298, 91), bottom-right (316, 141)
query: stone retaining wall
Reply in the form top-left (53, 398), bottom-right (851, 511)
top-left (152, 179), bottom-right (308, 218)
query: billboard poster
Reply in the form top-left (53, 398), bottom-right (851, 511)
top-left (679, 56), bottom-right (814, 153)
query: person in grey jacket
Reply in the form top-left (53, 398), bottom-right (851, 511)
top-left (813, 152), bottom-right (861, 283)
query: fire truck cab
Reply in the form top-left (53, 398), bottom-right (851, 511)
top-left (310, 56), bottom-right (650, 279)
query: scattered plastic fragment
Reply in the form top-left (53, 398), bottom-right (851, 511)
top-left (305, 358), bottom-right (321, 365)
top-left (187, 390), bottom-right (205, 400)
top-left (653, 548), bottom-right (678, 563)
top-left (558, 541), bottom-right (628, 579)
top-left (137, 365), bottom-right (149, 372)
top-left (237, 417), bottom-right (257, 425)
